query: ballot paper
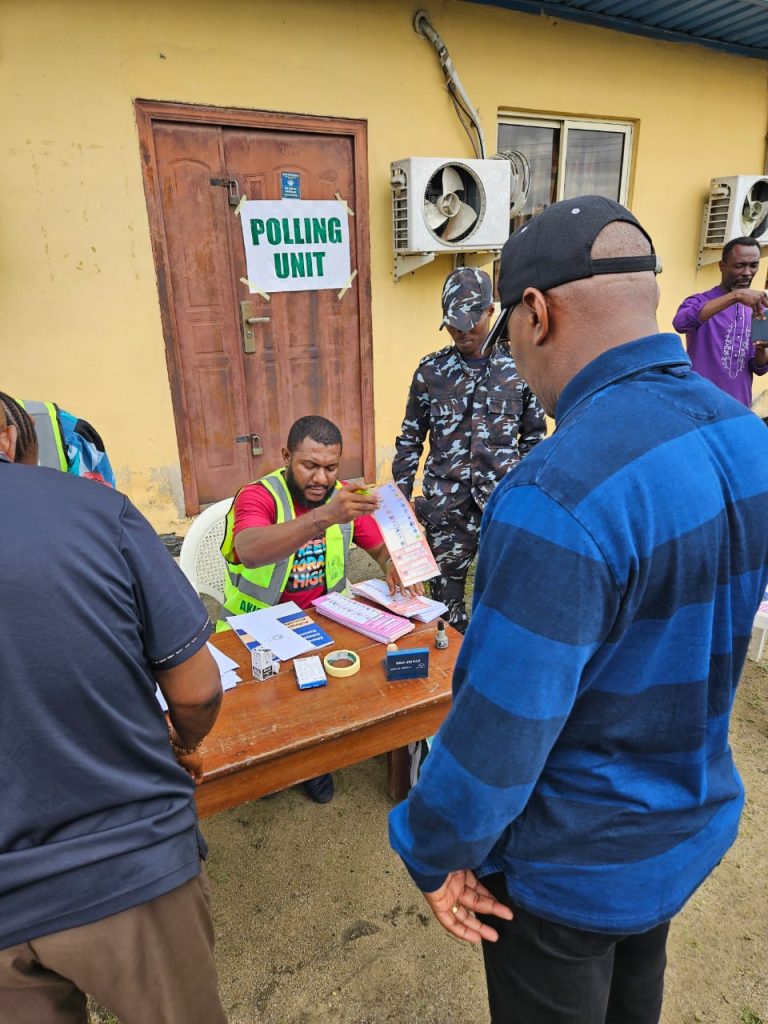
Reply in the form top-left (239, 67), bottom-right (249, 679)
top-left (350, 578), bottom-right (447, 623)
top-left (312, 592), bottom-right (415, 643)
top-left (372, 483), bottom-right (440, 588)
top-left (155, 642), bottom-right (240, 711)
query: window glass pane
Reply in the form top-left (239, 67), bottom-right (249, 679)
top-left (563, 129), bottom-right (624, 201)
top-left (498, 122), bottom-right (560, 231)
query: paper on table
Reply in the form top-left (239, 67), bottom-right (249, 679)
top-left (225, 605), bottom-right (314, 660)
top-left (350, 578), bottom-right (447, 622)
top-left (312, 592), bottom-right (415, 643)
top-left (372, 482), bottom-right (439, 587)
top-left (208, 644), bottom-right (239, 675)
top-left (155, 642), bottom-right (241, 711)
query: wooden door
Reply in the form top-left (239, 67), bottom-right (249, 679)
top-left (136, 102), bottom-right (374, 514)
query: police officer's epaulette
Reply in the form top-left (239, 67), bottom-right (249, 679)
top-left (418, 344), bottom-right (455, 366)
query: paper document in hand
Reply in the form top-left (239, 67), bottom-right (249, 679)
top-left (372, 483), bottom-right (439, 587)
top-left (311, 592), bottom-right (415, 643)
top-left (350, 578), bottom-right (447, 622)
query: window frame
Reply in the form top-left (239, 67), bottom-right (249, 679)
top-left (497, 112), bottom-right (634, 209)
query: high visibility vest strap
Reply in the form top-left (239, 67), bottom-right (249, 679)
top-left (19, 400), bottom-right (68, 472)
top-left (220, 469), bottom-right (352, 617)
top-left (327, 519), bottom-right (353, 592)
top-left (221, 470), bottom-right (294, 615)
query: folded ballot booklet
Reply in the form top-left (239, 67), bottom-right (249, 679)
top-left (311, 592), bottom-right (415, 644)
top-left (350, 578), bottom-right (447, 623)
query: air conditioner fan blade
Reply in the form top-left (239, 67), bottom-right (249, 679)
top-left (441, 202), bottom-right (478, 241)
top-left (424, 201), bottom-right (448, 231)
top-left (441, 166), bottom-right (464, 196)
top-left (742, 198), bottom-right (768, 233)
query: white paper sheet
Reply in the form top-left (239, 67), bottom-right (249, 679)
top-left (155, 642), bottom-right (241, 711)
top-left (225, 605), bottom-right (314, 660)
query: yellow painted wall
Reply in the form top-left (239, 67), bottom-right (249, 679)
top-left (2, 0), bottom-right (766, 529)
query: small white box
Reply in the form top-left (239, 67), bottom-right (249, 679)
top-left (293, 655), bottom-right (327, 690)
top-left (251, 647), bottom-right (275, 681)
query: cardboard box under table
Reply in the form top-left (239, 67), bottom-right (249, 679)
top-left (196, 618), bottom-right (459, 816)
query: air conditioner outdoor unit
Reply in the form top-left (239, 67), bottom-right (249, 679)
top-left (698, 175), bottom-right (768, 267)
top-left (391, 157), bottom-right (512, 279)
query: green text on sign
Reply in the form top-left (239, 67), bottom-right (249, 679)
top-left (250, 217), bottom-right (343, 247)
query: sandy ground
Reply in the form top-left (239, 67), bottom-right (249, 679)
top-left (182, 657), bottom-right (768, 1024)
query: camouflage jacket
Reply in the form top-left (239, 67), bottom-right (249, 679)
top-left (392, 342), bottom-right (545, 519)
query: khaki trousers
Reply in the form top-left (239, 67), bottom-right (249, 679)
top-left (0, 869), bottom-right (227, 1024)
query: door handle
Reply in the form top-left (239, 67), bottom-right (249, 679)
top-left (240, 301), bottom-right (270, 353)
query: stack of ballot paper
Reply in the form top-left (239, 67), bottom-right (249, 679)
top-left (311, 592), bottom-right (415, 643)
top-left (226, 601), bottom-right (333, 661)
top-left (156, 642), bottom-right (240, 711)
top-left (350, 578), bottom-right (447, 623)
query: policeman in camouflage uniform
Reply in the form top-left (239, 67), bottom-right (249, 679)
top-left (392, 267), bottom-right (545, 633)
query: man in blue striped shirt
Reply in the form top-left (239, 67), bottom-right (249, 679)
top-left (389, 196), bottom-right (768, 1024)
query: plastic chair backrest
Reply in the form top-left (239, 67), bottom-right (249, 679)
top-left (179, 497), bottom-right (233, 605)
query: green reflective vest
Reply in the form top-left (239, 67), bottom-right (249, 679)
top-left (18, 400), bottom-right (68, 471)
top-left (219, 468), bottom-right (353, 625)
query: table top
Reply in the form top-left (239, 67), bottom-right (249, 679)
top-left (203, 616), bottom-right (460, 786)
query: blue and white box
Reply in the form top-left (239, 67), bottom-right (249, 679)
top-left (385, 647), bottom-right (430, 681)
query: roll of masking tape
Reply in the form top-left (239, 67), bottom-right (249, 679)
top-left (323, 650), bottom-right (361, 678)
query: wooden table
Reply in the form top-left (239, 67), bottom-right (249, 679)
top-left (196, 619), bottom-right (460, 817)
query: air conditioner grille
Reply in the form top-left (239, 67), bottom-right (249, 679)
top-left (705, 185), bottom-right (731, 246)
top-left (391, 169), bottom-right (409, 251)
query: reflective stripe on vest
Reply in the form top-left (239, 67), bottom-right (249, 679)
top-left (19, 400), bottom-right (68, 472)
top-left (220, 469), bottom-right (353, 617)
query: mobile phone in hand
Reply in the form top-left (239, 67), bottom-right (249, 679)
top-left (752, 315), bottom-right (768, 344)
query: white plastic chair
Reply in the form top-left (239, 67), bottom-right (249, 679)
top-left (749, 607), bottom-right (768, 662)
top-left (179, 497), bottom-right (233, 605)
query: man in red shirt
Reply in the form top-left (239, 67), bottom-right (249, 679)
top-left (221, 415), bottom-right (411, 802)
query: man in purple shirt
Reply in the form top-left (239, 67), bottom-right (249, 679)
top-left (673, 237), bottom-right (768, 406)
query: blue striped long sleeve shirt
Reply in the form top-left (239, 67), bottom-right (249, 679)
top-left (389, 333), bottom-right (768, 933)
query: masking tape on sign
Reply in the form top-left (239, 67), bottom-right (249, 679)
top-left (334, 192), bottom-right (355, 216)
top-left (233, 194), bottom-right (248, 218)
top-left (337, 268), bottom-right (358, 301)
top-left (240, 277), bottom-right (271, 300)
top-left (323, 650), bottom-right (361, 678)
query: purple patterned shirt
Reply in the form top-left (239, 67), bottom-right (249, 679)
top-left (673, 284), bottom-right (767, 407)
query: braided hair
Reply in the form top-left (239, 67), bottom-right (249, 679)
top-left (0, 392), bottom-right (39, 465)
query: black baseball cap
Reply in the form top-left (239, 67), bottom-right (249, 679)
top-left (482, 196), bottom-right (661, 353)
top-left (440, 267), bottom-right (494, 331)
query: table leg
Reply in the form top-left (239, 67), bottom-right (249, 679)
top-left (387, 746), bottom-right (411, 801)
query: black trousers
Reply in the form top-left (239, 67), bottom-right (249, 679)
top-left (421, 499), bottom-right (483, 634)
top-left (478, 874), bottom-right (670, 1024)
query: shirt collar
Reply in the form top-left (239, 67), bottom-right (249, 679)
top-left (556, 333), bottom-right (690, 425)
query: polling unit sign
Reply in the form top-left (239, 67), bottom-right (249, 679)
top-left (239, 199), bottom-right (351, 293)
